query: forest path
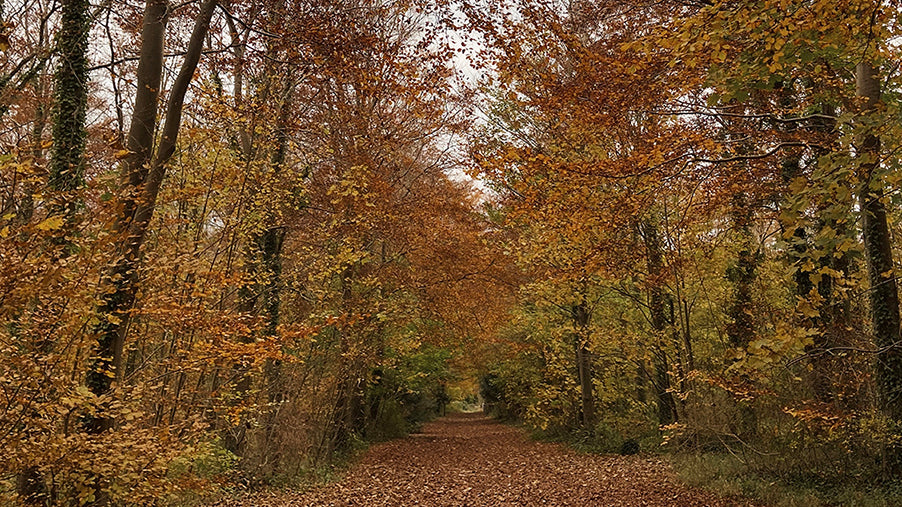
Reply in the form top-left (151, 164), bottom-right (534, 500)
top-left (224, 412), bottom-right (753, 506)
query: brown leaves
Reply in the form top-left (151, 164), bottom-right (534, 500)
top-left (218, 413), bottom-right (752, 506)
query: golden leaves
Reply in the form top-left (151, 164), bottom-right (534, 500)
top-left (36, 216), bottom-right (65, 231)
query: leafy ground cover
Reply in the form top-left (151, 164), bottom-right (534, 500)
top-left (214, 412), bottom-right (756, 506)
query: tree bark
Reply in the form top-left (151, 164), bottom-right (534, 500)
top-left (726, 192), bottom-right (758, 349)
top-left (639, 219), bottom-right (679, 425)
top-left (18, 0), bottom-right (90, 500)
top-left (331, 265), bottom-right (364, 450)
top-left (229, 71), bottom-right (293, 462)
top-left (48, 0), bottom-right (89, 201)
top-left (855, 63), bottom-right (902, 469)
top-left (89, 0), bottom-right (217, 419)
top-left (776, 80), bottom-right (848, 404)
top-left (86, 0), bottom-right (167, 422)
top-left (573, 301), bottom-right (596, 429)
top-left (84, 0), bottom-right (215, 502)
top-left (725, 192), bottom-right (758, 438)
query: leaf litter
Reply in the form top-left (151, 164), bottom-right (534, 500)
top-left (215, 412), bottom-right (757, 506)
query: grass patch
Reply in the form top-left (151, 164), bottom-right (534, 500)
top-left (526, 420), bottom-right (660, 456)
top-left (672, 453), bottom-right (902, 507)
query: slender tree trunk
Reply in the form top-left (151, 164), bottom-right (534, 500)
top-left (15, 70), bottom-right (48, 507)
top-left (231, 75), bottom-right (293, 464)
top-left (635, 364), bottom-right (647, 404)
top-left (640, 218), bottom-right (678, 425)
top-left (48, 0), bottom-right (89, 204)
top-left (778, 87), bottom-right (846, 404)
top-left (332, 266), bottom-right (359, 449)
top-left (17, 0), bottom-right (90, 501)
top-left (855, 62), bottom-right (902, 471)
top-left (779, 148), bottom-right (831, 400)
top-left (681, 299), bottom-right (695, 371)
top-left (19, 72), bottom-right (48, 225)
top-left (573, 301), bottom-right (595, 429)
top-left (87, 0), bottom-right (165, 423)
top-left (726, 193), bottom-right (757, 349)
top-left (725, 192), bottom-right (758, 439)
top-left (89, 0), bottom-right (216, 413)
top-left (84, 1), bottom-right (216, 502)
top-left (259, 79), bottom-right (292, 336)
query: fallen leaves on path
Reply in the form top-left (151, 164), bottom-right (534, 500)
top-left (216, 413), bottom-right (756, 506)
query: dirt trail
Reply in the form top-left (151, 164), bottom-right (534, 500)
top-left (223, 412), bottom-right (754, 506)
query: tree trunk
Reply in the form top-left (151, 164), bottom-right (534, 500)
top-left (725, 192), bottom-right (758, 438)
top-left (17, 0), bottom-right (89, 501)
top-left (726, 193), bottom-right (757, 349)
top-left (777, 90), bottom-right (847, 404)
top-left (640, 218), bottom-right (679, 425)
top-left (48, 0), bottom-right (89, 203)
top-left (331, 265), bottom-right (362, 450)
top-left (573, 301), bottom-right (596, 429)
top-left (231, 75), bottom-right (293, 463)
top-left (855, 62), bottom-right (902, 471)
top-left (86, 0), bottom-right (167, 429)
top-left (258, 79), bottom-right (293, 336)
top-left (89, 0), bottom-right (216, 412)
top-left (84, 0), bottom-right (216, 501)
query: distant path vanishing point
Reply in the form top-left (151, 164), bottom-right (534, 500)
top-left (218, 412), bottom-right (757, 506)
